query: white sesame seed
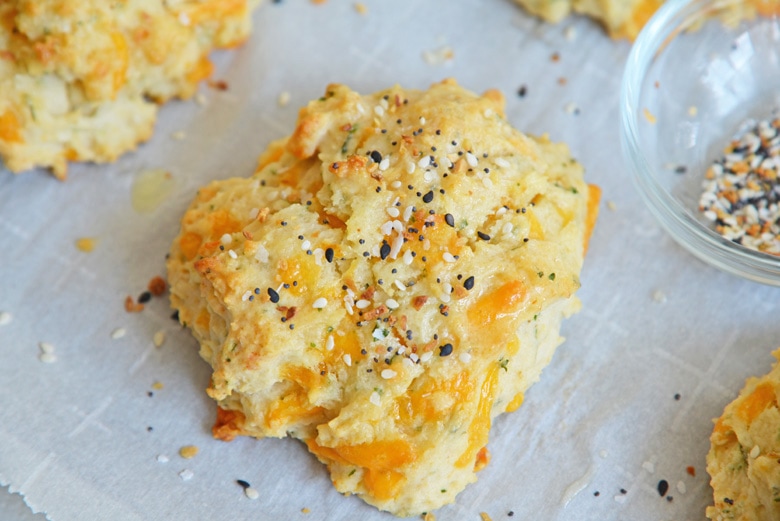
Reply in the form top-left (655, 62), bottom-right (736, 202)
top-left (440, 293), bottom-right (451, 303)
top-left (443, 252), bottom-right (456, 263)
top-left (345, 301), bottom-right (354, 315)
top-left (466, 152), bottom-right (478, 167)
top-left (459, 352), bottom-right (472, 363)
top-left (423, 170), bottom-right (436, 183)
top-left (326, 335), bottom-right (335, 351)
top-left (387, 207), bottom-right (400, 218)
top-left (111, 328), bottom-right (126, 339)
top-left (420, 352), bottom-right (433, 362)
top-left (178, 12), bottom-right (191, 25)
top-left (356, 299), bottom-right (371, 309)
top-left (277, 91), bottom-right (291, 107)
top-left (418, 155), bottom-right (431, 168)
top-left (391, 180), bottom-right (402, 189)
top-left (39, 342), bottom-right (55, 354)
top-left (676, 481), bottom-right (686, 494)
top-left (370, 391), bottom-right (381, 406)
top-left (39, 353), bottom-right (57, 363)
top-left (379, 157), bottom-right (390, 171)
top-left (313, 297), bottom-right (327, 309)
top-left (390, 233), bottom-right (404, 259)
top-left (484, 108), bottom-right (494, 118)
top-left (442, 282), bottom-right (453, 294)
top-left (371, 245), bottom-right (380, 257)
top-left (153, 330), bottom-right (166, 348)
top-left (156, 454), bottom-right (169, 463)
top-left (220, 233), bottom-right (233, 245)
top-left (228, 249), bottom-right (238, 259)
top-left (482, 177), bottom-right (494, 189)
top-left (381, 369), bottom-right (397, 379)
top-left (380, 221), bottom-right (394, 236)
top-left (374, 105), bottom-right (385, 116)
top-left (179, 469), bottom-right (194, 481)
top-left (564, 25), bottom-right (577, 41)
top-left (386, 298), bottom-right (399, 310)
top-left (245, 487), bottom-right (260, 500)
top-left (502, 222), bottom-right (514, 235)
top-left (403, 205), bottom-right (414, 222)
top-left (419, 116), bottom-right (426, 125)
top-left (410, 353), bottom-right (419, 362)
top-left (254, 244), bottom-right (269, 263)
top-left (380, 98), bottom-right (389, 110)
top-left (301, 240), bottom-right (311, 251)
top-left (249, 208), bottom-right (259, 219)
top-left (0, 311), bottom-right (11, 326)
top-left (403, 250), bottom-right (414, 265)
top-left (406, 161), bottom-right (416, 174)
top-left (750, 445), bottom-right (760, 458)
top-left (495, 158), bottom-right (510, 168)
top-left (394, 280), bottom-right (406, 291)
top-left (242, 290), bottom-right (252, 302)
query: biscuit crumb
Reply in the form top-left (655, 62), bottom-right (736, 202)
top-left (75, 237), bottom-right (97, 252)
top-left (278, 91), bottom-right (291, 107)
top-left (643, 108), bottom-right (657, 124)
top-left (179, 445), bottom-right (199, 459)
top-left (480, 513), bottom-right (493, 521)
top-left (354, 2), bottom-right (367, 14)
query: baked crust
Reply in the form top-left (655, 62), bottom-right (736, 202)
top-left (168, 79), bottom-right (599, 516)
top-left (0, 0), bottom-right (258, 178)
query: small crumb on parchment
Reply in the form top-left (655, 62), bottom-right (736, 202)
top-left (75, 237), bottom-right (97, 252)
top-left (606, 201), bottom-right (617, 211)
top-left (153, 330), bottom-right (166, 347)
top-left (111, 328), bottom-right (126, 339)
top-left (278, 91), bottom-right (291, 107)
top-left (179, 445), bottom-right (199, 459)
top-left (156, 454), bottom-right (169, 463)
top-left (179, 469), bottom-right (194, 481)
top-left (643, 108), bottom-right (657, 124)
top-left (354, 2), bottom-right (367, 14)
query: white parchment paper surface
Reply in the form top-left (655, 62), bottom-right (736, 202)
top-left (1, 1), bottom-right (779, 520)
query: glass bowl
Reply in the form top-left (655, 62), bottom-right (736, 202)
top-left (621, 0), bottom-right (780, 285)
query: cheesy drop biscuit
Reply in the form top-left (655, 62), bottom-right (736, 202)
top-left (0, 0), bottom-right (258, 178)
top-left (167, 79), bottom-right (599, 516)
top-left (707, 349), bottom-right (780, 521)
top-left (512, 0), bottom-right (778, 40)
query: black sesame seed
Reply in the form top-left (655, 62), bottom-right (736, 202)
top-left (237, 479), bottom-right (251, 489)
top-left (268, 288), bottom-right (280, 303)
top-left (464, 276), bottom-right (475, 290)
top-left (657, 480), bottom-right (669, 497)
top-left (138, 291), bottom-right (152, 304)
top-left (674, 393), bottom-right (681, 401)
top-left (724, 498), bottom-right (734, 505)
top-left (478, 231), bottom-right (491, 241)
top-left (254, 288), bottom-right (261, 294)
top-left (363, 251), bottom-right (370, 257)
top-left (422, 191), bottom-right (434, 203)
top-left (518, 85), bottom-right (528, 98)
top-left (325, 248), bottom-right (334, 263)
top-left (380, 242), bottom-right (391, 260)
top-left (439, 343), bottom-right (453, 357)
top-left (445, 214), bottom-right (455, 227)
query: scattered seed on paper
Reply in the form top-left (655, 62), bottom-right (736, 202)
top-left (607, 201), bottom-right (617, 211)
top-left (652, 290), bottom-right (667, 303)
top-left (0, 311), bottom-right (11, 326)
top-left (278, 91), bottom-right (291, 107)
top-left (179, 469), bottom-right (194, 481)
top-left (111, 328), bottom-right (126, 340)
top-left (153, 330), bottom-right (166, 347)
top-left (157, 454), bottom-right (169, 463)
top-left (39, 353), bottom-right (57, 363)
top-left (39, 342), bottom-right (55, 354)
top-left (245, 487), bottom-right (260, 500)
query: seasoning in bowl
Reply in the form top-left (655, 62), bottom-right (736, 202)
top-left (699, 114), bottom-right (780, 257)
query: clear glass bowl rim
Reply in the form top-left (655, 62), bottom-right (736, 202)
top-left (620, 0), bottom-right (780, 286)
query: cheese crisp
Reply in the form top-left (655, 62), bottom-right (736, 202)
top-left (707, 349), bottom-right (780, 521)
top-left (0, 0), bottom-right (258, 178)
top-left (167, 79), bottom-right (599, 516)
top-left (512, 0), bottom-right (779, 40)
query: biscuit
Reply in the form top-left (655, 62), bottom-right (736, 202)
top-left (0, 0), bottom-right (258, 178)
top-left (707, 349), bottom-right (780, 521)
top-left (167, 79), bottom-right (599, 516)
top-left (512, 0), bottom-right (778, 40)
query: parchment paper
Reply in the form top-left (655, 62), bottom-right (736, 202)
top-left (1, 1), bottom-right (779, 520)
